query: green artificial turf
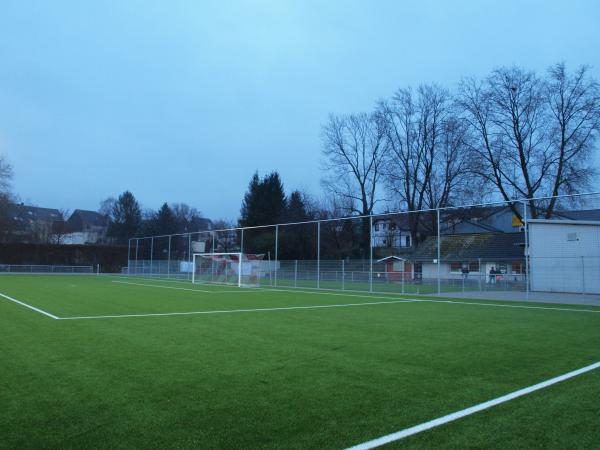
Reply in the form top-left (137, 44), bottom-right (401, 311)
top-left (0, 275), bottom-right (599, 449)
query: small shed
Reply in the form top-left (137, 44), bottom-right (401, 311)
top-left (376, 256), bottom-right (411, 281)
top-left (528, 219), bottom-right (600, 294)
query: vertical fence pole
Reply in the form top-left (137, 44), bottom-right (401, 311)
top-left (188, 233), bottom-right (192, 281)
top-left (150, 237), bottom-right (154, 276)
top-left (127, 238), bottom-right (131, 275)
top-left (342, 259), bottom-right (345, 290)
top-left (437, 208), bottom-right (441, 295)
top-left (274, 225), bottom-right (279, 288)
top-left (240, 228), bottom-right (244, 254)
top-left (294, 259), bottom-right (298, 288)
top-left (317, 222), bottom-right (321, 289)
top-left (581, 256), bottom-right (586, 295)
top-left (212, 232), bottom-right (216, 282)
top-left (478, 257), bottom-right (482, 291)
top-left (135, 238), bottom-right (139, 275)
top-left (369, 216), bottom-right (373, 292)
top-left (523, 201), bottom-right (529, 300)
top-left (167, 236), bottom-right (171, 278)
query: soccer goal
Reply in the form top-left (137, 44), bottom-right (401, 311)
top-left (192, 253), bottom-right (265, 287)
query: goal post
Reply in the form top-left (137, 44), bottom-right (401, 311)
top-left (192, 253), bottom-right (265, 287)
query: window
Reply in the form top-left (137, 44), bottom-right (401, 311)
top-left (469, 261), bottom-right (480, 272)
top-left (405, 235), bottom-right (411, 247)
top-left (451, 261), bottom-right (480, 273)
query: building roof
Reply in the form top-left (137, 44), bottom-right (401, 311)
top-left (72, 210), bottom-right (109, 227)
top-left (9, 203), bottom-right (61, 222)
top-left (8, 203), bottom-right (62, 233)
top-left (552, 209), bottom-right (600, 222)
top-left (376, 256), bottom-right (406, 263)
top-left (64, 209), bottom-right (109, 233)
top-left (410, 232), bottom-right (525, 262)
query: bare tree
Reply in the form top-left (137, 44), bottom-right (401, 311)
top-left (458, 65), bottom-right (599, 219)
top-left (98, 197), bottom-right (116, 218)
top-left (545, 63), bottom-right (600, 215)
top-left (51, 209), bottom-right (71, 244)
top-left (380, 85), bottom-right (475, 242)
top-left (321, 112), bottom-right (386, 216)
top-left (321, 112), bottom-right (386, 256)
top-left (0, 156), bottom-right (15, 243)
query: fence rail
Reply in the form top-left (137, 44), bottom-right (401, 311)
top-left (0, 265), bottom-right (95, 274)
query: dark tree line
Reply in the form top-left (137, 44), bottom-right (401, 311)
top-left (103, 191), bottom-right (206, 244)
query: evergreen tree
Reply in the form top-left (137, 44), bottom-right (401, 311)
top-left (285, 190), bottom-right (310, 222)
top-left (109, 190), bottom-right (142, 243)
top-left (239, 171), bottom-right (286, 227)
top-left (154, 202), bottom-right (177, 235)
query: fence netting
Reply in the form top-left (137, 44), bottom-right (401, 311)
top-left (127, 193), bottom-right (600, 298)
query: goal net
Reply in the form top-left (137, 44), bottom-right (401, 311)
top-left (192, 253), bottom-right (265, 287)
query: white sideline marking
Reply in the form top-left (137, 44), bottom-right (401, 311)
top-left (57, 299), bottom-right (419, 320)
top-left (0, 292), bottom-right (59, 319)
top-left (110, 280), bottom-right (600, 314)
top-left (345, 360), bottom-right (600, 450)
top-left (252, 287), bottom-right (600, 314)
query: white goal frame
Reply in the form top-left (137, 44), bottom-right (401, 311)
top-left (192, 252), bottom-right (243, 287)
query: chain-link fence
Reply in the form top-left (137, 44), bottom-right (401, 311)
top-left (127, 192), bottom-right (600, 300)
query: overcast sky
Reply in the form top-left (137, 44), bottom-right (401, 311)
top-left (1, 0), bottom-right (599, 220)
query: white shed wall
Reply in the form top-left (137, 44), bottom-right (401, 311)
top-left (529, 221), bottom-right (600, 294)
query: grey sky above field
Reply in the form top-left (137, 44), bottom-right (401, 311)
top-left (1, 0), bottom-right (599, 220)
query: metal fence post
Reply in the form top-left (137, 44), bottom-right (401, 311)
top-left (581, 256), bottom-right (586, 295)
top-left (342, 259), bottom-right (345, 290)
top-left (188, 233), bottom-right (192, 281)
top-left (134, 238), bottom-right (139, 275)
top-left (478, 257), bottom-right (482, 291)
top-left (523, 201), bottom-right (529, 300)
top-left (317, 221), bottom-right (321, 289)
top-left (369, 215), bottom-right (373, 293)
top-left (210, 232), bottom-right (215, 282)
top-left (274, 225), bottom-right (279, 288)
top-left (437, 208), bottom-right (441, 295)
top-left (294, 259), bottom-right (298, 288)
top-left (150, 237), bottom-right (154, 276)
top-left (167, 236), bottom-right (171, 278)
top-left (127, 238), bottom-right (131, 275)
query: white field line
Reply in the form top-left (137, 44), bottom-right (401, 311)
top-left (345, 360), bottom-right (600, 450)
top-left (57, 299), bottom-right (419, 320)
top-left (111, 280), bottom-right (253, 294)
top-left (111, 275), bottom-right (193, 285)
top-left (0, 292), bottom-right (59, 319)
top-left (112, 280), bottom-right (216, 293)
top-left (252, 287), bottom-right (600, 314)
top-left (110, 276), bottom-right (600, 313)
top-left (110, 280), bottom-right (600, 314)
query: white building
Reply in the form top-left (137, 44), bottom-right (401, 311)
top-left (371, 218), bottom-right (412, 248)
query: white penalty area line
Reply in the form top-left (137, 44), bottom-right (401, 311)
top-left (0, 292), bottom-right (59, 320)
top-left (112, 280), bottom-right (214, 293)
top-left (111, 280), bottom-right (257, 294)
top-left (346, 360), bottom-right (600, 450)
top-left (57, 299), bottom-right (419, 320)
